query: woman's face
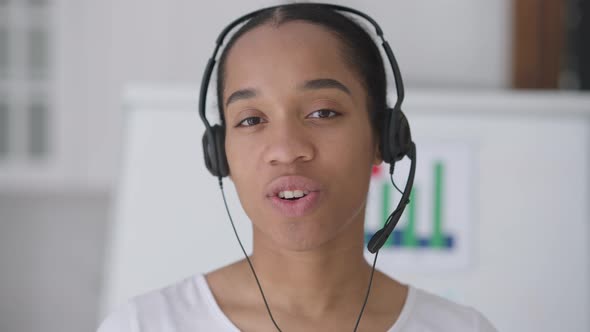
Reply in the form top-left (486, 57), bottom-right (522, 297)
top-left (223, 21), bottom-right (381, 251)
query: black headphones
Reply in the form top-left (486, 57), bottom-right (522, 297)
top-left (198, 3), bottom-right (416, 254)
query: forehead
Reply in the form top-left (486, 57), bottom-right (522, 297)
top-left (228, 20), bottom-right (344, 54)
top-left (222, 21), bottom-right (363, 96)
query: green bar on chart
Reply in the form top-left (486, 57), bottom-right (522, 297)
top-left (431, 161), bottom-right (445, 248)
top-left (403, 188), bottom-right (417, 247)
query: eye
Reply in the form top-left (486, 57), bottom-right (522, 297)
top-left (236, 116), bottom-right (266, 128)
top-left (307, 109), bottom-right (340, 119)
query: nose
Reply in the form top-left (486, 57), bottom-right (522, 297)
top-left (262, 118), bottom-right (315, 166)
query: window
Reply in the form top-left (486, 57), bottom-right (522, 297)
top-left (0, 0), bottom-right (52, 162)
top-left (562, 0), bottom-right (590, 89)
top-left (0, 100), bottom-right (8, 157)
top-left (0, 27), bottom-right (8, 77)
top-left (28, 101), bottom-right (47, 157)
top-left (28, 27), bottom-right (48, 79)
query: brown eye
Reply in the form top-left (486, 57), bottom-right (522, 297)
top-left (308, 109), bottom-right (339, 119)
top-left (236, 116), bottom-right (265, 127)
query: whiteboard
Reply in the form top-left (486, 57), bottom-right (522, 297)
top-left (100, 86), bottom-right (590, 332)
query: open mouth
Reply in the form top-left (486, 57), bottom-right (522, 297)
top-left (266, 176), bottom-right (322, 217)
top-left (277, 190), bottom-right (310, 200)
top-left (270, 189), bottom-right (320, 218)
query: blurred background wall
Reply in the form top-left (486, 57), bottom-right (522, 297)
top-left (0, 0), bottom-right (588, 331)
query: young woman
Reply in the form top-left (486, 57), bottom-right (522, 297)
top-left (98, 3), bottom-right (497, 331)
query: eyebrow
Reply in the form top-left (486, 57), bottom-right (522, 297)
top-left (224, 78), bottom-right (351, 108)
top-left (299, 78), bottom-right (351, 95)
top-left (225, 88), bottom-right (258, 107)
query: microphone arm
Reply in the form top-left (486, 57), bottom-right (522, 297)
top-left (367, 142), bottom-right (416, 253)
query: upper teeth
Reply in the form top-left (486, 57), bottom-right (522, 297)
top-left (278, 190), bottom-right (309, 199)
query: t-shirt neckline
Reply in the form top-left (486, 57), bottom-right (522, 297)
top-left (196, 274), bottom-right (241, 331)
top-left (194, 274), bottom-right (415, 332)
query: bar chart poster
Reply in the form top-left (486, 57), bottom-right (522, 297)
top-left (364, 141), bottom-right (476, 272)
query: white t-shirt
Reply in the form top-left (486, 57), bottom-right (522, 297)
top-left (98, 275), bottom-right (497, 332)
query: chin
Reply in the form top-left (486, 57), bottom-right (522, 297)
top-left (250, 201), bottom-right (367, 252)
top-left (267, 217), bottom-right (352, 252)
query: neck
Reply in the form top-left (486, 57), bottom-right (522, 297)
top-left (249, 219), bottom-right (373, 317)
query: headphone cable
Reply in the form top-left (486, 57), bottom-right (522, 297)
top-left (218, 178), bottom-right (283, 332)
top-left (353, 250), bottom-right (379, 331)
top-left (389, 163), bottom-right (403, 195)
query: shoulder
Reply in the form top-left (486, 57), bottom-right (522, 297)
top-left (97, 301), bottom-right (136, 332)
top-left (395, 286), bottom-right (497, 332)
top-left (96, 275), bottom-right (210, 332)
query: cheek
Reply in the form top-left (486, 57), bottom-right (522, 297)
top-left (317, 122), bottom-right (376, 205)
top-left (225, 132), bottom-right (260, 173)
top-left (322, 121), bottom-right (376, 171)
top-left (225, 135), bottom-right (264, 211)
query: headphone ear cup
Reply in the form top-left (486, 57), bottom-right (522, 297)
top-left (213, 125), bottom-right (230, 177)
top-left (381, 108), bottom-right (413, 164)
top-left (380, 108), bottom-right (396, 164)
top-left (202, 125), bottom-right (230, 177)
top-left (394, 110), bottom-right (412, 161)
top-left (202, 128), bottom-right (217, 176)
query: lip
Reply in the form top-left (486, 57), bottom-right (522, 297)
top-left (265, 175), bottom-right (323, 218)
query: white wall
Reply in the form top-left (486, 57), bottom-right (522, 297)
top-left (0, 192), bottom-right (109, 332)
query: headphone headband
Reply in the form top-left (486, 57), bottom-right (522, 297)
top-left (198, 3), bottom-right (405, 130)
